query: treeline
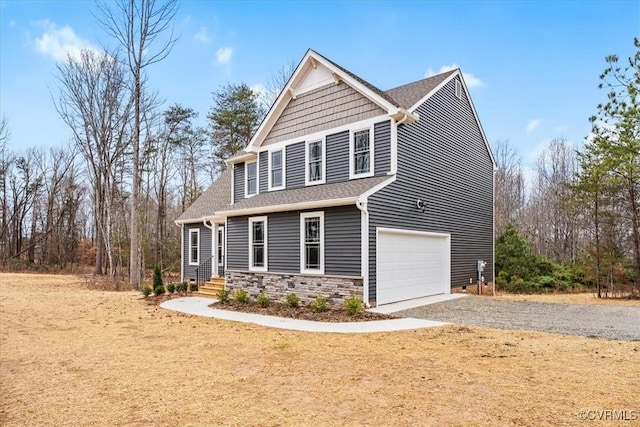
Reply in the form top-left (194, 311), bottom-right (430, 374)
top-left (494, 39), bottom-right (639, 296)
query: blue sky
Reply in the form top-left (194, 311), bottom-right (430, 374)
top-left (1, 0), bottom-right (638, 170)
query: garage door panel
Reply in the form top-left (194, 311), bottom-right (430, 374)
top-left (377, 229), bottom-right (450, 305)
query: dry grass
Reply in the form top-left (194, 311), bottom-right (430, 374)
top-left (492, 292), bottom-right (640, 306)
top-left (1, 273), bottom-right (638, 427)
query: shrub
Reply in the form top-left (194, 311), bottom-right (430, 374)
top-left (176, 282), bottom-right (187, 293)
top-left (189, 283), bottom-right (199, 292)
top-left (256, 293), bottom-right (270, 307)
top-left (166, 283), bottom-right (176, 294)
top-left (152, 265), bottom-right (163, 289)
top-left (310, 295), bottom-right (328, 313)
top-left (141, 286), bottom-right (152, 298)
top-left (153, 285), bottom-right (165, 296)
top-left (285, 293), bottom-right (299, 308)
top-left (216, 288), bottom-right (230, 303)
top-left (234, 288), bottom-right (249, 304)
top-left (343, 294), bottom-right (364, 315)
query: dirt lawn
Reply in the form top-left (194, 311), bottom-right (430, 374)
top-left (1, 274), bottom-right (638, 427)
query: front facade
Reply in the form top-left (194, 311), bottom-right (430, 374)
top-left (176, 49), bottom-right (495, 307)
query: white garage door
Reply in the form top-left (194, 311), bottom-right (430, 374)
top-left (376, 228), bottom-right (450, 305)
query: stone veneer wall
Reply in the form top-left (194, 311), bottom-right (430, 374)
top-left (225, 270), bottom-right (363, 305)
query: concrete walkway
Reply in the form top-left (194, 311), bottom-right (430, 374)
top-left (160, 297), bottom-right (448, 333)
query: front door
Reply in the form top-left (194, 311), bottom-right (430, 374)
top-left (217, 225), bottom-right (225, 277)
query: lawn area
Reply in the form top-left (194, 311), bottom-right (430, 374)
top-left (1, 273), bottom-right (638, 426)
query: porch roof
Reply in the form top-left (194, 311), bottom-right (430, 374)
top-left (175, 168), bottom-right (231, 223)
top-left (218, 175), bottom-right (391, 217)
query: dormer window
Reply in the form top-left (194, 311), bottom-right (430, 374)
top-left (245, 161), bottom-right (257, 197)
top-left (268, 149), bottom-right (285, 191)
top-left (349, 128), bottom-right (374, 179)
top-left (306, 139), bottom-right (325, 185)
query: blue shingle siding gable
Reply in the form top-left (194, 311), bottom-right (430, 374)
top-left (225, 205), bottom-right (361, 277)
top-left (182, 223), bottom-right (212, 280)
top-left (233, 162), bottom-right (245, 203)
top-left (367, 76), bottom-right (493, 302)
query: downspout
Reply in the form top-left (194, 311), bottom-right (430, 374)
top-left (355, 199), bottom-right (370, 308)
top-left (203, 218), bottom-right (215, 278)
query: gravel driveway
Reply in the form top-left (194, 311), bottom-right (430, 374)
top-left (399, 296), bottom-right (640, 341)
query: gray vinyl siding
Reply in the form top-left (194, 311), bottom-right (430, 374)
top-left (233, 162), bottom-right (245, 203)
top-left (374, 120), bottom-right (391, 175)
top-left (182, 223), bottom-right (212, 280)
top-left (325, 206), bottom-right (361, 276)
top-left (226, 216), bottom-right (248, 270)
top-left (225, 206), bottom-right (361, 277)
top-left (326, 130), bottom-right (349, 184)
top-left (267, 211), bottom-right (299, 272)
top-left (263, 83), bottom-right (386, 146)
top-left (367, 76), bottom-right (494, 303)
top-left (259, 151), bottom-right (268, 193)
top-left (285, 142), bottom-right (305, 189)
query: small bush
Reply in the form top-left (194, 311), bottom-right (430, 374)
top-left (343, 294), bottom-right (364, 315)
top-left (166, 283), bottom-right (176, 294)
top-left (234, 288), bottom-right (249, 304)
top-left (142, 286), bottom-right (152, 298)
top-left (175, 282), bottom-right (187, 293)
top-left (189, 283), bottom-right (199, 292)
top-left (310, 295), bottom-right (328, 313)
top-left (152, 265), bottom-right (163, 289)
top-left (153, 286), bottom-right (165, 296)
top-left (216, 288), bottom-right (230, 303)
top-left (256, 293), bottom-right (270, 307)
top-left (285, 293), bottom-right (299, 308)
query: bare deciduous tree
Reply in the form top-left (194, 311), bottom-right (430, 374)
top-left (97, 0), bottom-right (179, 289)
top-left (54, 49), bottom-right (131, 279)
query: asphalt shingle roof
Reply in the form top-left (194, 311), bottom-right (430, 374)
top-left (384, 69), bottom-right (457, 110)
top-left (221, 175), bottom-right (391, 214)
top-left (176, 168), bottom-right (231, 222)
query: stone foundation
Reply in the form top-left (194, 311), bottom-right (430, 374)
top-left (225, 270), bottom-right (363, 305)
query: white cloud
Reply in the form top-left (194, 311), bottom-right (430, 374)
top-left (215, 46), bottom-right (232, 65)
top-left (250, 83), bottom-right (266, 98)
top-left (34, 19), bottom-right (97, 62)
top-left (193, 27), bottom-right (212, 44)
top-left (425, 64), bottom-right (485, 88)
top-left (526, 119), bottom-right (542, 133)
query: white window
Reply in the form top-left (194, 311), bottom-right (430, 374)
top-left (305, 139), bottom-right (325, 185)
top-left (300, 212), bottom-right (324, 274)
top-left (349, 128), bottom-right (374, 179)
top-left (188, 228), bottom-right (199, 266)
top-left (249, 216), bottom-right (267, 271)
top-left (268, 149), bottom-right (285, 190)
top-left (455, 80), bottom-right (462, 100)
top-left (245, 161), bottom-right (257, 197)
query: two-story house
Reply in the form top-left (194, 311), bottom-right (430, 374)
top-left (175, 49), bottom-right (495, 307)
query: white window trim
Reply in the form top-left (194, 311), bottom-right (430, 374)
top-left (245, 160), bottom-right (258, 198)
top-left (349, 127), bottom-right (374, 179)
top-left (267, 149), bottom-right (286, 191)
top-left (249, 216), bottom-right (268, 272)
top-left (305, 138), bottom-right (326, 186)
top-left (188, 228), bottom-right (200, 266)
top-left (300, 211), bottom-right (324, 275)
